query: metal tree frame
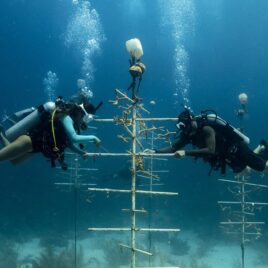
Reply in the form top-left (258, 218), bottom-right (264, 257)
top-left (54, 153), bottom-right (99, 268)
top-left (87, 89), bottom-right (181, 268)
top-left (218, 175), bottom-right (268, 268)
top-left (218, 106), bottom-right (268, 268)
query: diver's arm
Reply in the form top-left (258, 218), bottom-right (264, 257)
top-left (155, 136), bottom-right (189, 153)
top-left (61, 116), bottom-right (100, 144)
top-left (184, 126), bottom-right (216, 157)
top-left (67, 142), bottom-right (86, 155)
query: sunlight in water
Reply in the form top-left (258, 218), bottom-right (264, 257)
top-left (65, 1), bottom-right (106, 90)
top-left (158, 0), bottom-right (195, 108)
top-left (43, 70), bottom-right (59, 101)
top-left (121, 0), bottom-right (146, 17)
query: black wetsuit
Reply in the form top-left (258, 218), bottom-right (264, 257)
top-left (156, 122), bottom-right (267, 174)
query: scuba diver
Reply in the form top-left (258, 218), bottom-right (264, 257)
top-left (70, 78), bottom-right (94, 105)
top-left (0, 97), bottom-right (102, 170)
top-left (144, 108), bottom-right (268, 175)
top-left (235, 92), bottom-right (248, 132)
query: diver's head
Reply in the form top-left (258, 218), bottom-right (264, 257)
top-left (176, 109), bottom-right (196, 134)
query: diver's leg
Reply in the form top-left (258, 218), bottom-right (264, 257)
top-left (243, 140), bottom-right (268, 173)
top-left (10, 153), bottom-right (34, 165)
top-left (0, 124), bottom-right (9, 147)
top-left (0, 132), bottom-right (10, 147)
top-left (258, 160), bottom-right (268, 174)
top-left (244, 152), bottom-right (266, 172)
top-left (0, 135), bottom-right (33, 163)
top-left (0, 129), bottom-right (33, 164)
top-left (235, 142), bottom-right (266, 172)
top-left (253, 144), bottom-right (264, 154)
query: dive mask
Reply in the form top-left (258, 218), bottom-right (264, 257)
top-left (79, 103), bottom-right (94, 124)
top-left (176, 109), bottom-right (193, 132)
top-left (176, 121), bottom-right (186, 130)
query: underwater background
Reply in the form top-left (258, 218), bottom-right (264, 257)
top-left (1, 0), bottom-right (268, 267)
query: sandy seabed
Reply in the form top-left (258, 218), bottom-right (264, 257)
top-left (16, 230), bottom-right (267, 268)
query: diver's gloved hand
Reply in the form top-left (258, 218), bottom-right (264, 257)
top-left (94, 137), bottom-right (101, 146)
top-left (82, 152), bottom-right (91, 159)
top-left (174, 150), bottom-right (186, 159)
top-left (143, 149), bottom-right (156, 154)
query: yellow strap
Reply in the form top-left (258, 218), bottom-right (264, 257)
top-left (51, 109), bottom-right (59, 152)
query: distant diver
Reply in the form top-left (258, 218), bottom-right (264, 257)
top-left (0, 97), bottom-right (102, 170)
top-left (235, 92), bottom-right (248, 133)
top-left (144, 108), bottom-right (268, 175)
top-left (70, 78), bottom-right (94, 104)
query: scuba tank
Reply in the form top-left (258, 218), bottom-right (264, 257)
top-left (4, 102), bottom-right (56, 142)
top-left (196, 111), bottom-right (250, 144)
top-left (1, 107), bottom-right (36, 128)
top-left (12, 107), bottom-right (36, 122)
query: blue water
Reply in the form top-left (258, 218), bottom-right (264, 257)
top-left (0, 0), bottom-right (268, 267)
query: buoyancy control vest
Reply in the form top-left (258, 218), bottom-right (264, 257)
top-left (196, 112), bottom-right (250, 144)
top-left (193, 111), bottom-right (250, 174)
top-left (37, 112), bottom-right (68, 170)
